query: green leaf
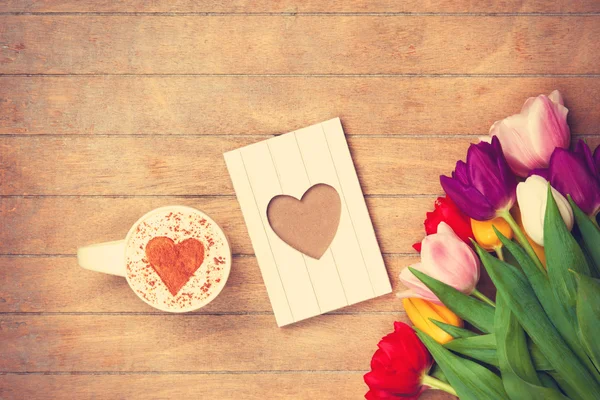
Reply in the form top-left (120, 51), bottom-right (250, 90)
top-left (409, 267), bottom-right (495, 333)
top-left (475, 243), bottom-right (600, 400)
top-left (529, 341), bottom-right (553, 371)
top-left (495, 292), bottom-right (568, 400)
top-left (548, 371), bottom-right (579, 400)
top-left (443, 334), bottom-right (552, 372)
top-left (430, 363), bottom-right (449, 384)
top-left (574, 271), bottom-right (600, 373)
top-left (497, 228), bottom-right (599, 378)
top-left (430, 319), bottom-right (477, 339)
top-left (544, 186), bottom-right (591, 318)
top-left (537, 372), bottom-right (566, 394)
top-left (570, 197), bottom-right (600, 278)
top-left (444, 334), bottom-right (498, 367)
top-left (415, 328), bottom-right (508, 400)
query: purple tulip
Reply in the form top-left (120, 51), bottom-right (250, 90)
top-left (595, 145), bottom-right (600, 180)
top-left (440, 136), bottom-right (517, 221)
top-left (534, 140), bottom-right (600, 216)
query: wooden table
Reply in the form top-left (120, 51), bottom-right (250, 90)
top-left (1, 1), bottom-right (599, 399)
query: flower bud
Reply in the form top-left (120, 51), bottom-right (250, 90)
top-left (470, 217), bottom-right (513, 251)
top-left (403, 298), bottom-right (463, 344)
top-left (517, 175), bottom-right (574, 246)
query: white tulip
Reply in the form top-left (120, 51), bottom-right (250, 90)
top-left (516, 175), bottom-right (574, 246)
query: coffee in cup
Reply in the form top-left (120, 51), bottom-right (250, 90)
top-left (78, 206), bottom-right (231, 312)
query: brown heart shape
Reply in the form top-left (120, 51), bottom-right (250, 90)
top-left (267, 183), bottom-right (341, 259)
top-left (145, 237), bottom-right (205, 296)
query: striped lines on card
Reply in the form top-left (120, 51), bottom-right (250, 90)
top-left (224, 118), bottom-right (391, 326)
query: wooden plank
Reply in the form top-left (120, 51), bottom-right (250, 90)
top-left (0, 255), bottom-right (414, 313)
top-left (3, 135), bottom-right (598, 197)
top-left (1, 77), bottom-right (599, 136)
top-left (0, 314), bottom-right (404, 371)
top-left (0, 197), bottom-right (434, 255)
top-left (0, 0), bottom-right (596, 13)
top-left (1, 16), bottom-right (599, 75)
top-left (0, 374), bottom-right (455, 400)
top-left (0, 136), bottom-right (473, 196)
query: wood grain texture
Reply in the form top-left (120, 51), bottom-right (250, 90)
top-left (0, 136), bottom-right (472, 195)
top-left (2, 16), bottom-right (599, 74)
top-left (2, 77), bottom-right (598, 135)
top-left (2, 135), bottom-right (597, 196)
top-left (0, 197), bottom-right (433, 255)
top-left (1, 1), bottom-right (595, 398)
top-left (0, 0), bottom-right (597, 13)
top-left (0, 374), bottom-right (453, 400)
top-left (0, 255), bottom-right (414, 313)
top-left (0, 314), bottom-right (403, 372)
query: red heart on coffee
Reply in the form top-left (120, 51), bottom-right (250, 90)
top-left (145, 237), bottom-right (205, 296)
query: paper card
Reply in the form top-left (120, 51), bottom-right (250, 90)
top-left (224, 118), bottom-right (392, 326)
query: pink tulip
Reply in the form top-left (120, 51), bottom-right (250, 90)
top-left (398, 222), bottom-right (480, 304)
top-left (489, 90), bottom-right (570, 177)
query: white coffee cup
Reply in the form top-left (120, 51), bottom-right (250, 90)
top-left (77, 205), bottom-right (231, 312)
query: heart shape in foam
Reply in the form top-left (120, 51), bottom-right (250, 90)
top-left (267, 183), bottom-right (341, 259)
top-left (145, 237), bottom-right (205, 296)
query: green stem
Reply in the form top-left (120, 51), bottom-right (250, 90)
top-left (494, 246), bottom-right (504, 261)
top-left (422, 375), bottom-right (458, 396)
top-left (499, 210), bottom-right (545, 273)
top-left (471, 288), bottom-right (496, 307)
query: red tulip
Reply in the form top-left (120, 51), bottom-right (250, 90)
top-left (413, 196), bottom-right (473, 252)
top-left (364, 322), bottom-right (433, 399)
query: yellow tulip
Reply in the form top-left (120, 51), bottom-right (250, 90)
top-left (471, 217), bottom-right (513, 251)
top-left (403, 298), bottom-right (463, 344)
top-left (513, 207), bottom-right (547, 267)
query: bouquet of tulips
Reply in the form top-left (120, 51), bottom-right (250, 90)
top-left (364, 91), bottom-right (600, 400)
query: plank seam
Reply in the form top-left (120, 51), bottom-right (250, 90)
top-left (2, 73), bottom-right (600, 77)
top-left (0, 194), bottom-right (444, 199)
top-left (0, 311), bottom-right (406, 316)
top-left (0, 253), bottom-right (419, 258)
top-left (0, 12), bottom-right (599, 16)
top-left (0, 370), bottom-right (368, 375)
top-left (0, 133), bottom-right (597, 138)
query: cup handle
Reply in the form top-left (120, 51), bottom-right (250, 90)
top-left (77, 240), bottom-right (127, 277)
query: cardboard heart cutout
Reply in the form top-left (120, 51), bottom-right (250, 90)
top-left (145, 237), bottom-right (205, 295)
top-left (267, 184), bottom-right (341, 259)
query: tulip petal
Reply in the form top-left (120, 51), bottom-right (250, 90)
top-left (593, 145), bottom-right (600, 177)
top-left (453, 160), bottom-right (470, 185)
top-left (491, 91), bottom-right (569, 177)
top-left (549, 147), bottom-right (600, 215)
top-left (440, 175), bottom-right (495, 220)
top-left (399, 265), bottom-right (441, 303)
top-left (548, 89), bottom-right (564, 106)
top-left (528, 96), bottom-right (570, 158)
top-left (467, 138), bottom-right (515, 213)
top-left (492, 116), bottom-right (540, 177)
top-left (425, 224), bottom-right (479, 290)
top-left (517, 175), bottom-right (574, 246)
top-left (530, 168), bottom-right (550, 180)
top-left (574, 139), bottom-right (597, 178)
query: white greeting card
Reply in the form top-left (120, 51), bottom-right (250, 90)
top-left (224, 118), bottom-right (391, 326)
